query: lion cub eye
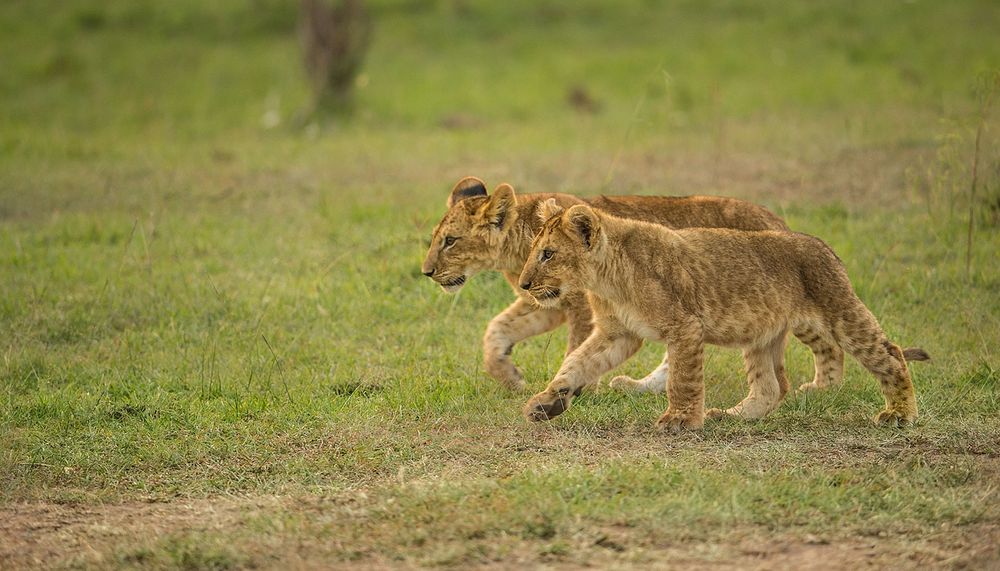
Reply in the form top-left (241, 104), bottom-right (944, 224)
top-left (444, 236), bottom-right (458, 247)
top-left (541, 249), bottom-right (554, 261)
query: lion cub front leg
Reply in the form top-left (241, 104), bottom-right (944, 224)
top-left (656, 325), bottom-right (706, 433)
top-left (561, 291), bottom-right (596, 356)
top-left (524, 328), bottom-right (642, 422)
top-left (483, 297), bottom-right (565, 391)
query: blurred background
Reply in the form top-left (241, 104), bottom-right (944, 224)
top-left (3, 3), bottom-right (1000, 567)
top-left (4, 0), bottom-right (999, 214)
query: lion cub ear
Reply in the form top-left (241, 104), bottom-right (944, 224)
top-left (564, 204), bottom-right (601, 250)
top-left (537, 198), bottom-right (565, 222)
top-left (447, 176), bottom-right (488, 208)
top-left (478, 183), bottom-right (516, 229)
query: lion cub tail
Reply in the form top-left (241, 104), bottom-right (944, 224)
top-left (902, 347), bottom-right (931, 362)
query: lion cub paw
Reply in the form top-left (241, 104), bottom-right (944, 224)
top-left (654, 411), bottom-right (704, 434)
top-left (500, 379), bottom-right (529, 393)
top-left (506, 378), bottom-right (530, 393)
top-left (704, 407), bottom-right (727, 421)
top-left (609, 374), bottom-right (668, 394)
top-left (609, 375), bottom-right (640, 392)
top-left (484, 359), bottom-right (528, 393)
top-left (797, 381), bottom-right (824, 393)
top-left (873, 408), bottom-right (916, 427)
top-left (523, 386), bottom-right (581, 422)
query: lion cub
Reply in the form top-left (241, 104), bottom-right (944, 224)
top-left (519, 201), bottom-right (927, 431)
top-left (421, 176), bottom-right (846, 395)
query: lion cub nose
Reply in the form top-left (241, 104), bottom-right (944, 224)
top-left (422, 269), bottom-right (435, 277)
top-left (519, 281), bottom-right (532, 290)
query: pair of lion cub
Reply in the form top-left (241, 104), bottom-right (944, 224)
top-left (422, 177), bottom-right (927, 431)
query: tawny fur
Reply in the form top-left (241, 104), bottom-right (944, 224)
top-left (421, 176), bottom-right (845, 393)
top-left (518, 203), bottom-right (926, 431)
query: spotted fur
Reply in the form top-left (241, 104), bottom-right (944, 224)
top-left (519, 204), bottom-right (927, 430)
top-left (421, 176), bottom-right (842, 393)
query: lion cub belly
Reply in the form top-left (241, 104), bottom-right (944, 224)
top-left (702, 315), bottom-right (787, 347)
top-left (611, 297), bottom-right (801, 349)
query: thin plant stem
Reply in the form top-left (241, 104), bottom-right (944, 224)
top-left (966, 72), bottom-right (1000, 277)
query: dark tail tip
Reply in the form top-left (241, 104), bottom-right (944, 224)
top-left (902, 347), bottom-right (931, 362)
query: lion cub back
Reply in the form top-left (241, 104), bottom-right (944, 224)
top-left (673, 227), bottom-right (854, 316)
top-left (590, 195), bottom-right (788, 232)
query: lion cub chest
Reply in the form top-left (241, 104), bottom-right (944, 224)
top-left (609, 302), bottom-right (665, 342)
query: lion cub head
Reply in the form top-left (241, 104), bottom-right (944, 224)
top-left (518, 201), bottom-right (605, 306)
top-left (421, 177), bottom-right (518, 293)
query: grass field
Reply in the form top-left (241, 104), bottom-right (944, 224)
top-left (3, 0), bottom-right (1000, 568)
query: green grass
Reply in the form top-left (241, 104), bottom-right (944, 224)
top-left (2, 0), bottom-right (1000, 568)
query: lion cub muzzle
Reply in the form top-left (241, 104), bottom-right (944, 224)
top-left (426, 273), bottom-right (466, 293)
top-left (523, 286), bottom-right (561, 307)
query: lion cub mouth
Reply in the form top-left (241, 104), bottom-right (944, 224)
top-left (530, 287), bottom-right (561, 305)
top-left (437, 275), bottom-right (467, 292)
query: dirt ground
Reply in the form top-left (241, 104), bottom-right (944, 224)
top-left (2, 497), bottom-right (997, 570)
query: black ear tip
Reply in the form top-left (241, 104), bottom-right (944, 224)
top-left (450, 177), bottom-right (488, 203)
top-left (460, 182), bottom-right (487, 196)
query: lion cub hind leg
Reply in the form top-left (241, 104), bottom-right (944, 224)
top-left (834, 304), bottom-right (919, 426)
top-left (794, 324), bottom-right (845, 393)
top-left (856, 341), bottom-right (918, 426)
top-left (771, 329), bottom-right (791, 400)
top-left (483, 298), bottom-right (565, 391)
top-left (609, 355), bottom-right (669, 394)
top-left (707, 333), bottom-right (786, 422)
top-left (655, 327), bottom-right (706, 433)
